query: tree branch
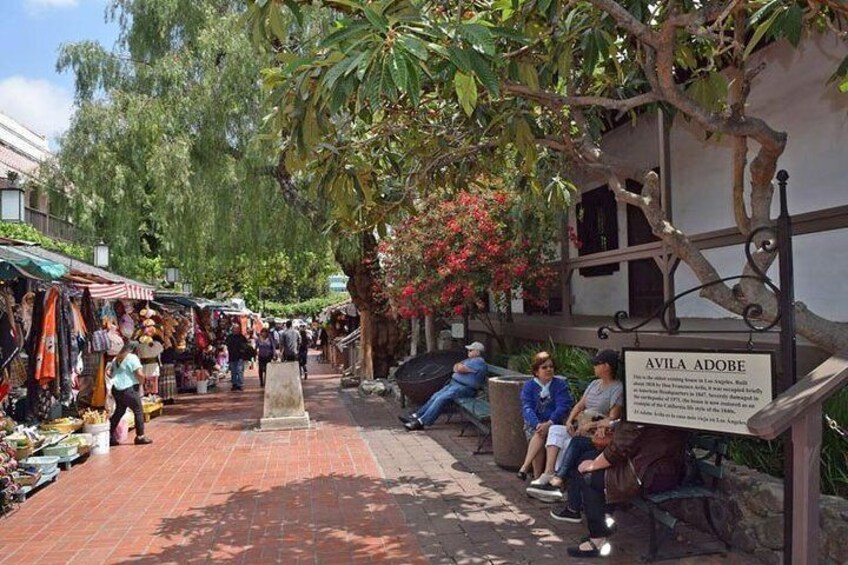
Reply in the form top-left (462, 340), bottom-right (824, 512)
top-left (503, 82), bottom-right (658, 112)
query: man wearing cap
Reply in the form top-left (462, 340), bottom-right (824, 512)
top-left (400, 341), bottom-right (489, 431)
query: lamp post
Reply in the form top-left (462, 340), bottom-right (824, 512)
top-left (165, 267), bottom-right (180, 285)
top-left (0, 176), bottom-right (25, 223)
top-left (93, 241), bottom-right (110, 268)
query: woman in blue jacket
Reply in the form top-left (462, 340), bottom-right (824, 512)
top-left (517, 352), bottom-right (574, 481)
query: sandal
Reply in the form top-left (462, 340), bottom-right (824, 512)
top-left (516, 470), bottom-right (529, 481)
top-left (566, 537), bottom-right (609, 558)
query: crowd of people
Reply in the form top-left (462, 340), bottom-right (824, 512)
top-left (398, 342), bottom-right (688, 559)
top-left (216, 318), bottom-right (324, 391)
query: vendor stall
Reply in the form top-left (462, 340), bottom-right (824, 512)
top-left (0, 238), bottom-right (170, 508)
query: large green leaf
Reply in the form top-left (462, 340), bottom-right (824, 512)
top-left (454, 71), bottom-right (478, 116)
top-left (389, 49), bottom-right (410, 91)
top-left (517, 63), bottom-right (540, 91)
top-left (686, 72), bottom-right (728, 113)
top-left (396, 35), bottom-right (429, 61)
top-left (446, 46), bottom-right (473, 73)
top-left (469, 50), bottom-right (499, 96)
top-left (460, 23), bottom-right (496, 56)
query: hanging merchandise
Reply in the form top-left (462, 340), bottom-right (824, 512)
top-left (80, 289), bottom-right (98, 335)
top-left (99, 301), bottom-right (117, 329)
top-left (0, 310), bottom-right (20, 373)
top-left (118, 301), bottom-right (135, 339)
top-left (18, 292), bottom-right (34, 342)
top-left (34, 288), bottom-right (59, 388)
top-left (90, 355), bottom-right (107, 408)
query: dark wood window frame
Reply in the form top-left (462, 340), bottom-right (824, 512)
top-left (576, 185), bottom-right (620, 277)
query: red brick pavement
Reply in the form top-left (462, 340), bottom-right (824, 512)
top-left (0, 354), bottom-right (426, 565)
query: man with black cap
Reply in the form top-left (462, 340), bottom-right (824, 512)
top-left (400, 341), bottom-right (489, 431)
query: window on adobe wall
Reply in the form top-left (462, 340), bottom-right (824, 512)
top-left (576, 185), bottom-right (619, 277)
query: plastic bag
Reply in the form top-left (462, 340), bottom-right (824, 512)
top-left (115, 412), bottom-right (130, 443)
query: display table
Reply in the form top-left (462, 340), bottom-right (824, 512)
top-left (15, 468), bottom-right (59, 502)
top-left (142, 400), bottom-right (164, 422)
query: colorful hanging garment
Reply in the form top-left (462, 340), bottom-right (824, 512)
top-left (35, 287), bottom-right (59, 387)
top-left (90, 354), bottom-right (106, 408)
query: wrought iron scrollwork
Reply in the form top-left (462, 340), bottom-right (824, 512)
top-left (598, 222), bottom-right (786, 341)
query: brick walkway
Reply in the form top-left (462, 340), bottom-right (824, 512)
top-left (0, 355), bottom-right (759, 564)
top-left (0, 356), bottom-right (425, 564)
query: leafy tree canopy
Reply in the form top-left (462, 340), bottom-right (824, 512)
top-left (50, 0), bottom-right (337, 300)
top-left (247, 0), bottom-right (848, 353)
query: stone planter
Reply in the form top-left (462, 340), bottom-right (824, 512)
top-left (488, 374), bottom-right (531, 470)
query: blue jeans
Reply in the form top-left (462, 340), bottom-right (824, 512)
top-left (564, 444), bottom-right (600, 512)
top-left (556, 436), bottom-right (597, 479)
top-left (229, 360), bottom-right (245, 389)
top-left (417, 380), bottom-right (476, 426)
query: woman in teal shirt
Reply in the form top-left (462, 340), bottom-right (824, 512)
top-left (107, 342), bottom-right (153, 445)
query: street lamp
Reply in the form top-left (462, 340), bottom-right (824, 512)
top-left (0, 177), bottom-right (25, 223)
top-left (182, 282), bottom-right (193, 295)
top-left (93, 241), bottom-right (110, 268)
top-left (165, 267), bottom-right (180, 285)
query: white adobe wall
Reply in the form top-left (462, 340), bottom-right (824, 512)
top-left (570, 33), bottom-right (848, 320)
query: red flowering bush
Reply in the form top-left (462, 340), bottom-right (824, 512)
top-left (380, 190), bottom-right (558, 319)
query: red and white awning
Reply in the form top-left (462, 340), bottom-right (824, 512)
top-left (83, 282), bottom-right (154, 301)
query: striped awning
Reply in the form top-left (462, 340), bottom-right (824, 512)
top-left (83, 282), bottom-right (154, 301)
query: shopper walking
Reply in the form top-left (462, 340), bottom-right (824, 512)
top-left (297, 327), bottom-right (310, 379)
top-left (256, 328), bottom-right (277, 388)
top-left (281, 320), bottom-right (301, 362)
top-left (107, 342), bottom-right (152, 446)
top-left (225, 323), bottom-right (248, 391)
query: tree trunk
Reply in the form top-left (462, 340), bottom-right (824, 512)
top-left (337, 233), bottom-right (401, 380)
top-left (359, 309), bottom-right (374, 379)
top-left (411, 317), bottom-right (420, 356)
top-left (425, 314), bottom-right (436, 352)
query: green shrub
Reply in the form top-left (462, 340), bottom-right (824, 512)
top-left (728, 386), bottom-right (848, 498)
top-left (0, 223), bottom-right (89, 261)
top-left (509, 340), bottom-right (597, 399)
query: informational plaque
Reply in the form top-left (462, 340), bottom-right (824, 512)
top-left (623, 349), bottom-right (774, 435)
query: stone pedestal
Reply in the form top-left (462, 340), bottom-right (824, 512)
top-left (259, 362), bottom-right (310, 430)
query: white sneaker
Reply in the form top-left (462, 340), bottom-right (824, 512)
top-left (530, 473), bottom-right (554, 487)
top-left (526, 485), bottom-right (564, 502)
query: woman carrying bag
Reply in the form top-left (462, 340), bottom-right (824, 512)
top-left (106, 342), bottom-right (153, 446)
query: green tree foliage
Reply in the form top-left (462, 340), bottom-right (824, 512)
top-left (247, 0), bottom-right (848, 355)
top-left (51, 0), bottom-right (336, 299)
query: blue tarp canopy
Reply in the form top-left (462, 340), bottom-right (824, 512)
top-left (0, 245), bottom-right (68, 281)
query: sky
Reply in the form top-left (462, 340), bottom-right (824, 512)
top-left (0, 0), bottom-right (119, 147)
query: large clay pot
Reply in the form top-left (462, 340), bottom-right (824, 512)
top-left (489, 374), bottom-right (531, 470)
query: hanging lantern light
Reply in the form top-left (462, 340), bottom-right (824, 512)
top-left (93, 241), bottom-right (110, 268)
top-left (0, 177), bottom-right (25, 223)
top-left (166, 267), bottom-right (180, 284)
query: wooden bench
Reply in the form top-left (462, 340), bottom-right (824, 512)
top-left (630, 433), bottom-right (731, 562)
top-left (451, 364), bottom-right (515, 454)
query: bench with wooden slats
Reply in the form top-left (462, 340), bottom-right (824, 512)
top-left (450, 364), bottom-right (517, 453)
top-left (630, 434), bottom-right (732, 562)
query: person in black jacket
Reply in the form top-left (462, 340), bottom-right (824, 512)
top-left (297, 327), bottom-right (310, 379)
top-left (225, 324), bottom-right (248, 391)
